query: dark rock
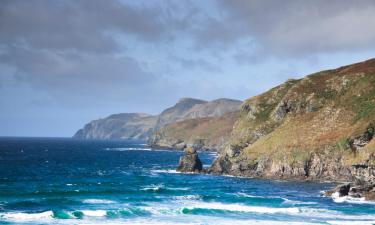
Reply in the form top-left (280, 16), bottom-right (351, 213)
top-left (177, 147), bottom-right (202, 172)
top-left (336, 183), bottom-right (351, 197)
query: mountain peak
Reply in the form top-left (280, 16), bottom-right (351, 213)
top-left (177, 98), bottom-right (207, 104)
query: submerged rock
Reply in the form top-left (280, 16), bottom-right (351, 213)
top-left (177, 147), bottom-right (203, 173)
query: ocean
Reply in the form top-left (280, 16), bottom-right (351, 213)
top-left (0, 137), bottom-right (374, 225)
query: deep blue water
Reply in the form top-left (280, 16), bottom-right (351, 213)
top-left (0, 138), bottom-right (374, 225)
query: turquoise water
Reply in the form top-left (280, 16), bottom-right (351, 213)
top-left (0, 137), bottom-right (374, 225)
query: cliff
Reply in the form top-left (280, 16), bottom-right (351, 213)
top-left (209, 59), bottom-right (375, 188)
top-left (154, 98), bottom-right (241, 129)
top-left (149, 111), bottom-right (239, 151)
top-left (74, 98), bottom-right (242, 144)
top-left (73, 113), bottom-right (157, 140)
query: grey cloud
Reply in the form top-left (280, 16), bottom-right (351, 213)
top-left (0, 0), bottom-right (168, 53)
top-left (194, 0), bottom-right (375, 57)
top-left (0, 46), bottom-right (157, 104)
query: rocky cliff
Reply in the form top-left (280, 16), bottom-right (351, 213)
top-left (209, 59), bottom-right (375, 187)
top-left (149, 111), bottom-right (239, 151)
top-left (74, 98), bottom-right (241, 143)
top-left (154, 98), bottom-right (241, 129)
top-left (73, 113), bottom-right (157, 140)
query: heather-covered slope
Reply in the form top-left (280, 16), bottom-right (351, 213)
top-left (149, 112), bottom-right (239, 151)
top-left (210, 59), bottom-right (375, 186)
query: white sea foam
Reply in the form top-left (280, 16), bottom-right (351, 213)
top-left (82, 199), bottom-right (117, 204)
top-left (150, 169), bottom-right (181, 174)
top-left (168, 187), bottom-right (190, 191)
top-left (174, 195), bottom-right (202, 200)
top-left (141, 184), bottom-right (165, 191)
top-left (235, 192), bottom-right (267, 198)
top-left (183, 202), bottom-right (300, 214)
top-left (327, 220), bottom-right (375, 225)
top-left (140, 184), bottom-right (189, 191)
top-left (282, 198), bottom-right (317, 205)
top-left (81, 210), bottom-right (107, 217)
top-left (73, 219), bottom-right (321, 225)
top-left (105, 147), bottom-right (178, 152)
top-left (0, 211), bottom-right (54, 221)
top-left (331, 192), bottom-right (375, 205)
top-left (298, 208), bottom-right (375, 220)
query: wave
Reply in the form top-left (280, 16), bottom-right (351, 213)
top-left (282, 198), bottom-right (317, 205)
top-left (150, 169), bottom-right (181, 174)
top-left (81, 210), bottom-right (107, 217)
top-left (140, 184), bottom-right (165, 191)
top-left (140, 184), bottom-right (190, 192)
top-left (82, 199), bottom-right (117, 204)
top-left (236, 192), bottom-right (257, 198)
top-left (327, 221), bottom-right (375, 225)
top-left (0, 211), bottom-right (54, 221)
top-left (181, 202), bottom-right (300, 215)
top-left (235, 193), bottom-right (316, 206)
top-left (2, 206), bottom-right (375, 224)
top-left (331, 192), bottom-right (375, 205)
top-left (174, 195), bottom-right (202, 200)
top-left (104, 147), bottom-right (178, 152)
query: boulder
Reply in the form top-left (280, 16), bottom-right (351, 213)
top-left (335, 183), bottom-right (351, 197)
top-left (177, 147), bottom-right (202, 172)
top-left (324, 183), bottom-right (350, 197)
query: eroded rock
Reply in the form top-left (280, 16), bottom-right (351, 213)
top-left (177, 147), bottom-right (203, 173)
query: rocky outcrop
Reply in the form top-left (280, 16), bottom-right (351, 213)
top-left (177, 147), bottom-right (203, 172)
top-left (326, 182), bottom-right (375, 201)
top-left (209, 58), bottom-right (375, 189)
top-left (349, 124), bottom-right (374, 151)
top-left (73, 113), bottom-right (157, 140)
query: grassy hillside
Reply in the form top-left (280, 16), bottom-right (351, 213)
top-left (211, 58), bottom-right (375, 181)
top-left (150, 112), bottom-right (239, 151)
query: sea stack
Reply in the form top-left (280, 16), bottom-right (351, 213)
top-left (177, 147), bottom-right (203, 173)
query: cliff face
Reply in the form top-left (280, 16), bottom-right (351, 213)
top-left (154, 98), bottom-right (241, 129)
top-left (149, 112), bottom-right (239, 151)
top-left (74, 98), bottom-right (242, 144)
top-left (73, 113), bottom-right (157, 140)
top-left (149, 98), bottom-right (242, 150)
top-left (210, 59), bottom-right (375, 183)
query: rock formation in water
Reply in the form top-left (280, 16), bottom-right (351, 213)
top-left (177, 147), bottom-right (203, 172)
top-left (208, 59), bottom-right (375, 197)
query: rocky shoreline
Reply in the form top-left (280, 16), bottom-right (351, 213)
top-left (175, 145), bottom-right (375, 202)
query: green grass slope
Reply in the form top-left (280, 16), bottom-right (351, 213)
top-left (211, 58), bottom-right (375, 181)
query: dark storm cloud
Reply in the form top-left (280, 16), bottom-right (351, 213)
top-left (0, 0), bottom-right (184, 108)
top-left (0, 0), bottom-right (168, 53)
top-left (196, 0), bottom-right (375, 57)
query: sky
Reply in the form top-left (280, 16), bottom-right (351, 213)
top-left (1, 0), bottom-right (375, 137)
